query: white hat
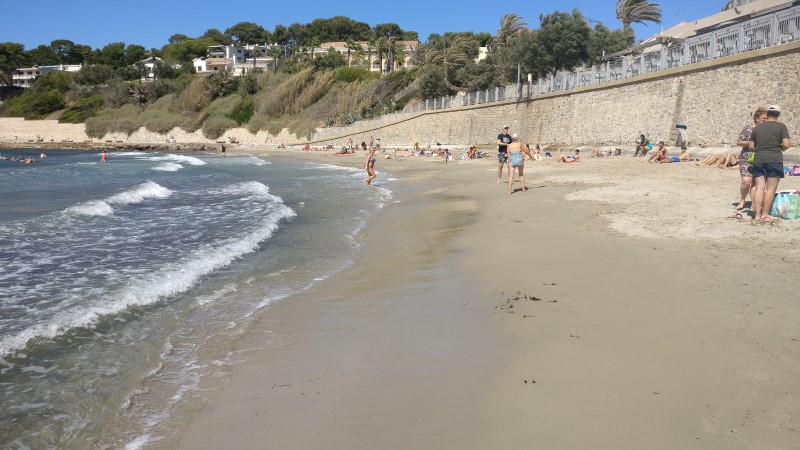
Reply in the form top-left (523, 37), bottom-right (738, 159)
top-left (502, 125), bottom-right (509, 129)
top-left (768, 104), bottom-right (781, 113)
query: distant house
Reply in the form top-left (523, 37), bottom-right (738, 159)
top-left (139, 56), bottom-right (162, 82)
top-left (11, 64), bottom-right (82, 88)
top-left (319, 40), bottom-right (419, 72)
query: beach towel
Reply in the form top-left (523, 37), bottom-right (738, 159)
top-left (770, 190), bottom-right (799, 219)
top-left (791, 165), bottom-right (800, 176)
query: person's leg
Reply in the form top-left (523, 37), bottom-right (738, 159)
top-left (519, 165), bottom-right (526, 192)
top-left (508, 167), bottom-right (516, 194)
top-left (761, 176), bottom-right (781, 220)
top-left (752, 175), bottom-right (766, 220)
top-left (738, 176), bottom-right (752, 209)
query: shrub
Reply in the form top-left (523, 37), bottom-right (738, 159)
top-left (334, 66), bottom-right (376, 83)
top-left (227, 97), bottom-right (254, 125)
top-left (170, 76), bottom-right (209, 113)
top-left (201, 115), bottom-right (237, 139)
top-left (85, 104), bottom-right (141, 137)
top-left (59, 94), bottom-right (104, 123)
top-left (4, 89), bottom-right (65, 119)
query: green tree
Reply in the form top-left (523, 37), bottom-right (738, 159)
top-left (615, 0), bottom-right (662, 32)
top-left (169, 34), bottom-right (190, 44)
top-left (27, 45), bottom-right (60, 66)
top-left (0, 42), bottom-right (30, 87)
top-left (73, 64), bottom-right (115, 85)
top-left (373, 23), bottom-right (404, 38)
top-left (202, 29), bottom-right (232, 45)
top-left (536, 9), bottom-right (591, 77)
top-left (225, 22), bottom-right (271, 45)
top-left (588, 23), bottom-right (633, 62)
top-left (125, 44), bottom-right (148, 66)
top-left (307, 16), bottom-right (371, 42)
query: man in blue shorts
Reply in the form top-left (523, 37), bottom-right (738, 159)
top-left (748, 104), bottom-right (792, 222)
top-left (496, 125), bottom-right (512, 183)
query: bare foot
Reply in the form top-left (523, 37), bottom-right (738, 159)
top-left (736, 202), bottom-right (745, 210)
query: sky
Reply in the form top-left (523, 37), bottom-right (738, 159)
top-left (1, 0), bottom-right (727, 51)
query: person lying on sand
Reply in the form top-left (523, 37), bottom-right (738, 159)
top-left (697, 154), bottom-right (739, 168)
top-left (557, 150), bottom-right (581, 163)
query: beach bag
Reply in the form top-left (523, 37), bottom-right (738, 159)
top-left (509, 152), bottom-right (524, 167)
top-left (792, 165), bottom-right (800, 176)
top-left (770, 190), bottom-right (800, 219)
top-left (747, 151), bottom-right (755, 163)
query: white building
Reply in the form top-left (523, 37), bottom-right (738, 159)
top-left (11, 64), bottom-right (82, 88)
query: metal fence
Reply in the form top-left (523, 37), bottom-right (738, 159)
top-left (312, 5), bottom-right (799, 142)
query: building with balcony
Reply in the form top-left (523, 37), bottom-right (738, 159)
top-left (318, 40), bottom-right (418, 72)
top-left (11, 64), bottom-right (82, 88)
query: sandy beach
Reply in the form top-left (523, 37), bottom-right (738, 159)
top-left (168, 148), bottom-right (799, 449)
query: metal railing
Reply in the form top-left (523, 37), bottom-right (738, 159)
top-left (312, 5), bottom-right (799, 142)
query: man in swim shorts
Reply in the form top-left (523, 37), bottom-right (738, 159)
top-left (496, 125), bottom-right (512, 183)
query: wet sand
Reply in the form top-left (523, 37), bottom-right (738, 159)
top-left (173, 149), bottom-right (800, 449)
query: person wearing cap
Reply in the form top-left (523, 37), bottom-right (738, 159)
top-left (496, 126), bottom-right (512, 183)
top-left (748, 104), bottom-right (792, 222)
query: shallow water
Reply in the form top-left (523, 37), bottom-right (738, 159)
top-left (0, 148), bottom-right (393, 448)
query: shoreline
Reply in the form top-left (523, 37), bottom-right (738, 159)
top-left (167, 150), bottom-right (799, 448)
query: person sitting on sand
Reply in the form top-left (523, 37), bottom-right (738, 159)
top-left (660, 146), bottom-right (690, 163)
top-left (633, 134), bottom-right (650, 157)
top-left (647, 141), bottom-right (669, 162)
top-left (590, 147), bottom-right (602, 158)
top-left (467, 146), bottom-right (477, 159)
top-left (557, 149), bottom-right (581, 163)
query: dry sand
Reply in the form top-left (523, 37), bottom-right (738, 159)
top-left (171, 149), bottom-right (799, 449)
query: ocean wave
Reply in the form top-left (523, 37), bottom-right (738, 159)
top-left (64, 181), bottom-right (172, 217)
top-left (219, 181), bottom-right (284, 204)
top-left (151, 163), bottom-right (183, 172)
top-left (0, 202), bottom-right (296, 356)
top-left (146, 154), bottom-right (206, 166)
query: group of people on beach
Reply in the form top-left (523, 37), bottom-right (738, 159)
top-left (496, 125), bottom-right (540, 194)
top-left (733, 104), bottom-right (792, 222)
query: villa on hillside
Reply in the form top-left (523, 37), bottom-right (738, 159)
top-left (10, 64), bottom-right (82, 88)
top-left (192, 40), bottom-right (419, 76)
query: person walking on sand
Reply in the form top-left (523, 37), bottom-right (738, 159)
top-left (496, 125), bottom-right (512, 183)
top-left (101, 150), bottom-right (107, 162)
top-left (735, 106), bottom-right (768, 210)
top-left (364, 145), bottom-right (377, 186)
top-left (748, 104), bottom-right (792, 222)
top-left (507, 134), bottom-right (536, 194)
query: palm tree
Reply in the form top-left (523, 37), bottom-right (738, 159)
top-left (493, 13), bottom-right (527, 50)
top-left (345, 40), bottom-right (360, 67)
top-left (615, 0), bottom-right (662, 30)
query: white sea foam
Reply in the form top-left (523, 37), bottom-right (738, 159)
top-left (312, 163), bottom-right (364, 174)
top-left (64, 181), bottom-right (172, 217)
top-left (0, 200), bottom-right (296, 355)
top-left (65, 200), bottom-right (114, 217)
top-left (151, 162), bottom-right (183, 172)
top-left (147, 154), bottom-right (206, 166)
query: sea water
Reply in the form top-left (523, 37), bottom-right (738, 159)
top-left (0, 148), bottom-right (393, 448)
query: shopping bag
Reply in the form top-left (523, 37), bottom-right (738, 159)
top-left (770, 191), bottom-right (800, 219)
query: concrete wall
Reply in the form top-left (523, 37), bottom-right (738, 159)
top-left (1, 42), bottom-right (798, 149)
top-left (314, 41), bottom-right (800, 149)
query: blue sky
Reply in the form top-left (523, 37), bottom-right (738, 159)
top-left (1, 0), bottom-right (726, 50)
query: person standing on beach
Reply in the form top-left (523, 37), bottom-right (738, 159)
top-left (507, 134), bottom-right (536, 194)
top-left (496, 125), bottom-right (512, 183)
top-left (364, 145), bottom-right (377, 186)
top-left (736, 106), bottom-right (768, 210)
top-left (748, 104), bottom-right (792, 222)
